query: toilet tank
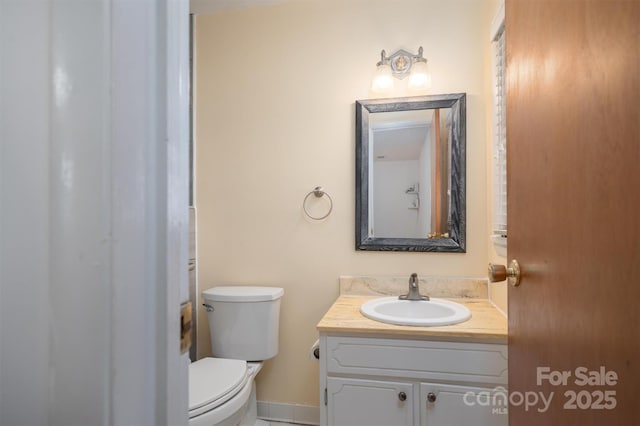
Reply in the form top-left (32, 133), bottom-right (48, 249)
top-left (202, 286), bottom-right (284, 361)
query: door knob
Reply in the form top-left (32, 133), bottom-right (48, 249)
top-left (427, 392), bottom-right (437, 403)
top-left (398, 391), bottom-right (407, 401)
top-left (488, 259), bottom-right (521, 287)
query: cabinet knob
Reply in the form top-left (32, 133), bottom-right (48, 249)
top-left (427, 392), bottom-right (437, 403)
top-left (398, 391), bottom-right (407, 402)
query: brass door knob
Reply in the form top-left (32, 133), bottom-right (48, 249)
top-left (488, 259), bottom-right (521, 287)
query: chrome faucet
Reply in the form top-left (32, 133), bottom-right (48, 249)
top-left (399, 273), bottom-right (429, 301)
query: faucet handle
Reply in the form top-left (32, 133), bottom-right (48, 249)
top-left (409, 273), bottom-right (418, 285)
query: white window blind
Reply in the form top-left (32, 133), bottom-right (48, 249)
top-left (492, 25), bottom-right (507, 237)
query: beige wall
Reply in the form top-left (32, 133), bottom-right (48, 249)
top-left (195, 0), bottom-right (496, 406)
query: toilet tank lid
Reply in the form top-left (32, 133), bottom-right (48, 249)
top-left (203, 286), bottom-right (284, 302)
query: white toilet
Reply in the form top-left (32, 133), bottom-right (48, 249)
top-left (189, 286), bottom-right (284, 426)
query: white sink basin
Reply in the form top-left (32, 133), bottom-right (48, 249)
top-left (360, 297), bottom-right (471, 327)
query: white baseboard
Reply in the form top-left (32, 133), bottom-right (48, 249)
top-left (257, 401), bottom-right (320, 425)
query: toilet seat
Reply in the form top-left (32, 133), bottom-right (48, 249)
top-left (189, 358), bottom-right (249, 419)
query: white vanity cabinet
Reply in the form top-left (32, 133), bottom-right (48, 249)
top-left (319, 335), bottom-right (508, 426)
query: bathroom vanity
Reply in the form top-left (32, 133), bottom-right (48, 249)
top-left (317, 293), bottom-right (508, 426)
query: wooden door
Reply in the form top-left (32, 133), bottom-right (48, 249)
top-left (506, 0), bottom-right (639, 424)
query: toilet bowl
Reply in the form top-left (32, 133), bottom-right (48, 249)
top-left (188, 359), bottom-right (261, 426)
top-left (188, 286), bottom-right (283, 426)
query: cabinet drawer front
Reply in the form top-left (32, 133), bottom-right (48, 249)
top-left (327, 377), bottom-right (414, 426)
top-left (326, 336), bottom-right (507, 385)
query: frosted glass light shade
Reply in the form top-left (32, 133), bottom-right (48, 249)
top-left (408, 61), bottom-right (432, 89)
top-left (371, 63), bottom-right (394, 93)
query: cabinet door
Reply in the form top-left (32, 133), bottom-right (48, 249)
top-left (420, 383), bottom-right (508, 426)
top-left (327, 377), bottom-right (414, 426)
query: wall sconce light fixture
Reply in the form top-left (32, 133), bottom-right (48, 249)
top-left (371, 46), bottom-right (432, 93)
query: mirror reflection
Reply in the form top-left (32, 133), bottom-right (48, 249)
top-left (369, 108), bottom-right (451, 238)
top-left (356, 94), bottom-right (466, 252)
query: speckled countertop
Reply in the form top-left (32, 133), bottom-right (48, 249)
top-left (316, 276), bottom-right (508, 343)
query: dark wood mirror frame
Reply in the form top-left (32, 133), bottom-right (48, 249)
top-left (355, 93), bottom-right (466, 252)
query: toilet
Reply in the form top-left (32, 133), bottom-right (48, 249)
top-left (189, 286), bottom-right (284, 426)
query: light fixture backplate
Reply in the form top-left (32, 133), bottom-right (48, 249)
top-left (387, 49), bottom-right (414, 79)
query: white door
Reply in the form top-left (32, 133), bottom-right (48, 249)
top-left (0, 0), bottom-right (190, 425)
top-left (327, 377), bottom-right (414, 426)
top-left (420, 383), bottom-right (507, 426)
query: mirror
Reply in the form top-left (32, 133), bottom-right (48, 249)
top-left (355, 94), bottom-right (466, 252)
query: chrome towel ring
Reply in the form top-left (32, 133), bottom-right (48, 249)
top-left (303, 186), bottom-right (333, 220)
